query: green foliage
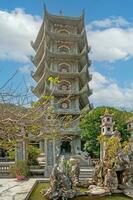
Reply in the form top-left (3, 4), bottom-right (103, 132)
top-left (10, 160), bottom-right (29, 177)
top-left (7, 148), bottom-right (15, 160)
top-left (80, 106), bottom-right (133, 157)
top-left (27, 144), bottom-right (41, 165)
top-left (48, 76), bottom-right (60, 84)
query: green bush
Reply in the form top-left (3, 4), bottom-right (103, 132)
top-left (27, 144), bottom-right (41, 166)
top-left (10, 160), bottom-right (29, 177)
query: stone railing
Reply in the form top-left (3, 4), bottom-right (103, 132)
top-left (0, 162), bottom-right (15, 177)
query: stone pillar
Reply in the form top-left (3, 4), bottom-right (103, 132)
top-left (39, 140), bottom-right (44, 153)
top-left (71, 137), bottom-right (81, 155)
top-left (44, 139), bottom-right (54, 177)
top-left (15, 139), bottom-right (26, 161)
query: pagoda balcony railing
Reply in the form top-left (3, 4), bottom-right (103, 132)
top-left (33, 67), bottom-right (86, 82)
top-left (44, 81), bottom-right (91, 97)
top-left (44, 85), bottom-right (78, 96)
top-left (54, 108), bottom-right (80, 115)
top-left (45, 28), bottom-right (85, 41)
top-left (48, 70), bottom-right (79, 79)
top-left (60, 127), bottom-right (81, 134)
top-left (31, 46), bottom-right (88, 67)
top-left (49, 49), bottom-right (82, 59)
top-left (41, 127), bottom-right (80, 135)
top-left (52, 89), bottom-right (80, 96)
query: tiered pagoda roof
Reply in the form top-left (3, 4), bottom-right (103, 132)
top-left (31, 7), bottom-right (92, 114)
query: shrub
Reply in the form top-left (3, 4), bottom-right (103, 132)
top-left (10, 160), bottom-right (29, 177)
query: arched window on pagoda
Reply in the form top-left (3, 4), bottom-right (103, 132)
top-left (58, 45), bottom-right (70, 53)
top-left (58, 29), bottom-right (70, 35)
top-left (59, 80), bottom-right (71, 91)
top-left (60, 100), bottom-right (70, 109)
top-left (59, 63), bottom-right (70, 73)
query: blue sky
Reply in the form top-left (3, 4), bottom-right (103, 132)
top-left (0, 0), bottom-right (133, 109)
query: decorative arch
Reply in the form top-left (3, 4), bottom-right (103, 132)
top-left (58, 29), bottom-right (70, 34)
top-left (59, 80), bottom-right (71, 90)
top-left (58, 45), bottom-right (70, 53)
top-left (59, 62), bottom-right (71, 73)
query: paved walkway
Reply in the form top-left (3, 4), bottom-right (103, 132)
top-left (0, 178), bottom-right (48, 200)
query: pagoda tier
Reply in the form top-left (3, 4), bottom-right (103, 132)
top-left (32, 63), bottom-right (92, 84)
top-left (31, 8), bottom-right (92, 111)
top-left (32, 79), bottom-right (92, 98)
top-left (31, 28), bottom-right (89, 54)
top-left (31, 45), bottom-right (90, 68)
top-left (32, 9), bottom-right (85, 51)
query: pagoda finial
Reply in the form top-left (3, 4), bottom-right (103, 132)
top-left (59, 10), bottom-right (63, 15)
top-left (104, 108), bottom-right (110, 115)
top-left (43, 2), bottom-right (47, 12)
top-left (81, 8), bottom-right (85, 18)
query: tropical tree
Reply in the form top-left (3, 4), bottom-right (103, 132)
top-left (80, 106), bottom-right (133, 157)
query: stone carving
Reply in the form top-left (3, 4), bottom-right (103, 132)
top-left (104, 168), bottom-right (118, 191)
top-left (70, 158), bottom-right (80, 186)
top-left (89, 150), bottom-right (133, 197)
top-left (42, 156), bottom-right (80, 200)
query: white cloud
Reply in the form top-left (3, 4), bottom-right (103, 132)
top-left (19, 65), bottom-right (32, 74)
top-left (87, 17), bottom-right (133, 62)
top-left (90, 71), bottom-right (133, 109)
top-left (88, 17), bottom-right (130, 29)
top-left (0, 8), bottom-right (42, 62)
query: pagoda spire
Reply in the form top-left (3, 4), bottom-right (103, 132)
top-left (104, 108), bottom-right (110, 115)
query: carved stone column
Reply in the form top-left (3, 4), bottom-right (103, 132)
top-left (15, 125), bottom-right (27, 162)
top-left (15, 139), bottom-right (26, 161)
top-left (44, 139), bottom-right (54, 177)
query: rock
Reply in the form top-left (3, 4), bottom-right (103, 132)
top-left (104, 168), bottom-right (118, 191)
top-left (88, 185), bottom-right (111, 196)
top-left (43, 156), bottom-right (80, 200)
top-left (123, 188), bottom-right (133, 198)
top-left (70, 158), bottom-right (80, 186)
top-left (77, 179), bottom-right (94, 188)
top-left (111, 189), bottom-right (123, 194)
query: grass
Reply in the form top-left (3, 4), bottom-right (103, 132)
top-left (75, 195), bottom-right (132, 200)
top-left (28, 183), bottom-right (132, 200)
top-left (28, 182), bottom-right (49, 200)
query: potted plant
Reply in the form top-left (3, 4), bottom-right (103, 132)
top-left (10, 160), bottom-right (29, 180)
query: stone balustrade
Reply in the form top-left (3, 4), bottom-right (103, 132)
top-left (0, 162), bottom-right (15, 177)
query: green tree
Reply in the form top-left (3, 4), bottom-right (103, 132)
top-left (80, 106), bottom-right (133, 157)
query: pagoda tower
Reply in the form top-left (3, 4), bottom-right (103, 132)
top-left (100, 109), bottom-right (121, 160)
top-left (100, 109), bottom-right (114, 160)
top-left (31, 7), bottom-right (92, 176)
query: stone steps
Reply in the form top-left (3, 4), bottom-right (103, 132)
top-left (79, 167), bottom-right (94, 181)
